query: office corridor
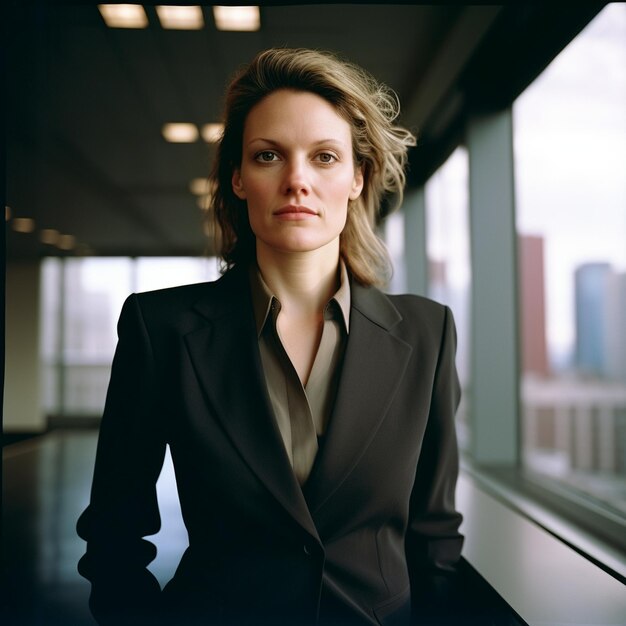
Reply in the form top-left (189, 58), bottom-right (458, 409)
top-left (2, 430), bottom-right (188, 625)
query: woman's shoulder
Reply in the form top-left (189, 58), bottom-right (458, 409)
top-left (129, 279), bottom-right (212, 315)
top-left (127, 268), bottom-right (246, 325)
top-left (386, 291), bottom-right (445, 310)
top-left (134, 266), bottom-right (243, 306)
top-left (385, 291), bottom-right (449, 321)
top-left (135, 278), bottom-right (218, 303)
top-left (383, 291), bottom-right (454, 342)
top-left (351, 280), bottom-right (450, 333)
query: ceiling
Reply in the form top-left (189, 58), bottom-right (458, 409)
top-left (5, 3), bottom-right (602, 260)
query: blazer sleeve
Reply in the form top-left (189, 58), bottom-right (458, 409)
top-left (405, 305), bottom-right (465, 624)
top-left (76, 294), bottom-right (167, 625)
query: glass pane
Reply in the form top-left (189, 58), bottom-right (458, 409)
top-left (514, 4), bottom-right (626, 516)
top-left (51, 256), bottom-right (220, 418)
top-left (63, 258), bottom-right (133, 416)
top-left (136, 256), bottom-right (220, 292)
top-left (41, 258), bottom-right (62, 416)
top-left (425, 146), bottom-right (472, 448)
top-left (383, 211), bottom-right (407, 294)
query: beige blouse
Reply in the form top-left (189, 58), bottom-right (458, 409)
top-left (249, 261), bottom-right (350, 484)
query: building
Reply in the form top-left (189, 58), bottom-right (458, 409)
top-left (519, 234), bottom-right (549, 377)
top-left (574, 262), bottom-right (612, 377)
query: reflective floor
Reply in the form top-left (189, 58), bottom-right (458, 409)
top-left (1, 430), bottom-right (188, 625)
top-left (2, 430), bottom-right (523, 626)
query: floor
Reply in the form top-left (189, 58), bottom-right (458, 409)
top-left (1, 430), bottom-right (187, 625)
top-left (2, 429), bottom-right (524, 626)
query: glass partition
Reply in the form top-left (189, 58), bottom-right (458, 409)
top-left (514, 4), bottom-right (626, 519)
top-left (425, 146), bottom-right (472, 448)
top-left (41, 256), bottom-right (218, 418)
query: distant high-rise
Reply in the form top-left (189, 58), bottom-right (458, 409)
top-left (574, 262), bottom-right (612, 377)
top-left (606, 271), bottom-right (626, 382)
top-left (518, 235), bottom-right (549, 376)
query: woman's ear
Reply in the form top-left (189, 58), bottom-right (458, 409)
top-left (232, 170), bottom-right (247, 200)
top-left (349, 165), bottom-right (364, 201)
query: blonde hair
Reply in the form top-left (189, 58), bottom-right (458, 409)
top-left (210, 47), bottom-right (416, 286)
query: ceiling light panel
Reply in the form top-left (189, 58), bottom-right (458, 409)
top-left (213, 6), bottom-right (260, 32)
top-left (156, 5), bottom-right (204, 30)
top-left (98, 4), bottom-right (149, 29)
top-left (189, 178), bottom-right (212, 196)
top-left (201, 123), bottom-right (224, 143)
top-left (57, 235), bottom-right (76, 251)
top-left (12, 218), bottom-right (36, 233)
top-left (162, 123), bottom-right (199, 143)
top-left (40, 229), bottom-right (60, 245)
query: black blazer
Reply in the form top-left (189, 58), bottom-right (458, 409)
top-left (77, 265), bottom-right (464, 626)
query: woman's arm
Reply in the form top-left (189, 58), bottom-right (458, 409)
top-left (405, 305), bottom-right (465, 624)
top-left (76, 294), bottom-right (167, 625)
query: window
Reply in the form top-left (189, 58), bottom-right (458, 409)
top-left (425, 146), bottom-right (472, 447)
top-left (514, 4), bottom-right (626, 524)
top-left (383, 210), bottom-right (407, 295)
top-left (41, 256), bottom-right (219, 418)
top-left (136, 257), bottom-right (219, 292)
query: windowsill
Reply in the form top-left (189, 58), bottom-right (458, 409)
top-left (461, 460), bottom-right (626, 581)
top-left (458, 467), bottom-right (626, 625)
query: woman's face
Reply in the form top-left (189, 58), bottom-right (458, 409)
top-left (232, 89), bottom-right (363, 260)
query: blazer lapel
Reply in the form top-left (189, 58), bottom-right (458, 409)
top-left (304, 282), bottom-right (413, 515)
top-left (183, 268), bottom-right (319, 540)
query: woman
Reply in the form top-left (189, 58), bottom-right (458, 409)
top-left (77, 48), bottom-right (464, 626)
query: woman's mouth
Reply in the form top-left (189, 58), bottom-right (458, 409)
top-left (274, 205), bottom-right (318, 219)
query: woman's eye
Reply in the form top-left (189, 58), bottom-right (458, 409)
top-left (255, 151), bottom-right (279, 163)
top-left (316, 152), bottom-right (337, 164)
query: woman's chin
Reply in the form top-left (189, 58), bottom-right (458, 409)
top-left (256, 234), bottom-right (341, 258)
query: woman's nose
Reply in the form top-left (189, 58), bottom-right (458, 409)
top-left (281, 159), bottom-right (311, 196)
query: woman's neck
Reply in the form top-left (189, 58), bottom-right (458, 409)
top-left (256, 241), bottom-right (340, 319)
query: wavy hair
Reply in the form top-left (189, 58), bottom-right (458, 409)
top-left (209, 47), bottom-right (416, 286)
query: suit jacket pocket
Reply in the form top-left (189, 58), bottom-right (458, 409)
top-left (373, 586), bottom-right (411, 626)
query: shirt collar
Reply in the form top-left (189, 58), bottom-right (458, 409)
top-left (333, 259), bottom-right (351, 332)
top-left (249, 259), bottom-right (351, 337)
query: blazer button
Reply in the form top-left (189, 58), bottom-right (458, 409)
top-left (303, 544), bottom-right (312, 556)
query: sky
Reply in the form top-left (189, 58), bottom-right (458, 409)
top-left (513, 2), bottom-right (626, 360)
top-left (423, 3), bottom-right (626, 367)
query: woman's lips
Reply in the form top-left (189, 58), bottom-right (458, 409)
top-left (274, 205), bottom-right (318, 219)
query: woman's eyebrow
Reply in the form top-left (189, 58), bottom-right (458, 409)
top-left (246, 137), bottom-right (281, 147)
top-left (246, 137), bottom-right (349, 148)
top-left (310, 138), bottom-right (348, 147)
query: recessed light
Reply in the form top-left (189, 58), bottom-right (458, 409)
top-left (201, 123), bottom-right (224, 143)
top-left (40, 229), bottom-right (60, 244)
top-left (57, 234), bottom-right (76, 251)
top-left (213, 6), bottom-right (260, 32)
top-left (189, 177), bottom-right (212, 196)
top-left (162, 123), bottom-right (199, 143)
top-left (12, 218), bottom-right (36, 233)
top-left (98, 4), bottom-right (149, 29)
top-left (156, 5), bottom-right (204, 30)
